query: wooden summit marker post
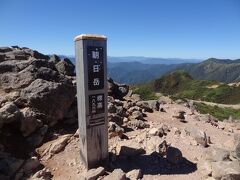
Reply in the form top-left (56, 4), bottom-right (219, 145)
top-left (74, 34), bottom-right (108, 169)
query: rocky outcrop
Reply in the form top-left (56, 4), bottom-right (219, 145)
top-left (55, 58), bottom-right (75, 76)
top-left (0, 47), bottom-right (76, 179)
top-left (0, 46), bottom-right (133, 179)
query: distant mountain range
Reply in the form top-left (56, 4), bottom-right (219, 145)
top-left (108, 58), bottom-right (240, 84)
top-left (59, 55), bottom-right (202, 65)
top-left (176, 58), bottom-right (240, 83)
top-left (107, 56), bottom-right (202, 64)
top-left (108, 62), bottom-right (179, 84)
top-left (59, 55), bottom-right (240, 84)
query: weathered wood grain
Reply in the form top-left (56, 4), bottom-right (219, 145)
top-left (75, 34), bottom-right (108, 169)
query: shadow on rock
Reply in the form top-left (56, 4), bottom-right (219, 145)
top-left (108, 146), bottom-right (197, 176)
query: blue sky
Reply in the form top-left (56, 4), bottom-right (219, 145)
top-left (0, 0), bottom-right (240, 59)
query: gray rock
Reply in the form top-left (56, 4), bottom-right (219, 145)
top-left (20, 108), bottom-right (43, 137)
top-left (24, 49), bottom-right (49, 60)
top-left (108, 103), bottom-right (117, 113)
top-left (131, 110), bottom-right (143, 120)
top-left (0, 60), bottom-right (30, 74)
top-left (0, 47), bottom-right (12, 53)
top-left (20, 79), bottom-right (75, 126)
top-left (144, 100), bottom-right (160, 111)
top-left (0, 54), bottom-right (5, 62)
top-left (26, 125), bottom-right (48, 147)
top-left (126, 169), bottom-right (142, 180)
top-left (0, 152), bottom-right (24, 177)
top-left (55, 58), bottom-right (75, 76)
top-left (205, 147), bottom-right (231, 162)
top-left (48, 134), bottom-right (71, 154)
top-left (108, 114), bottom-right (123, 126)
top-left (131, 94), bottom-right (141, 102)
top-left (166, 147), bottom-right (183, 165)
top-left (221, 174), bottom-right (240, 180)
top-left (158, 140), bottom-right (169, 156)
top-left (128, 106), bottom-right (141, 114)
top-left (116, 106), bottom-right (128, 117)
top-left (186, 128), bottom-right (208, 147)
top-left (108, 78), bottom-right (129, 99)
top-left (148, 127), bottom-right (165, 137)
top-left (0, 102), bottom-right (20, 127)
top-left (211, 160), bottom-right (240, 179)
top-left (22, 156), bottom-right (40, 174)
top-left (236, 142), bottom-right (240, 161)
top-left (136, 101), bottom-right (153, 112)
top-left (0, 70), bottom-right (35, 91)
top-left (81, 166), bottom-right (105, 180)
top-left (104, 169), bottom-right (126, 180)
top-left (49, 54), bottom-right (61, 64)
top-left (234, 133), bottom-right (240, 143)
top-left (5, 49), bottom-right (29, 60)
top-left (108, 122), bottom-right (124, 138)
top-left (31, 167), bottom-right (52, 180)
top-left (127, 119), bottom-right (150, 129)
top-left (114, 99), bottom-right (124, 106)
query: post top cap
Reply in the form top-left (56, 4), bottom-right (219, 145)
top-left (74, 34), bottom-right (107, 41)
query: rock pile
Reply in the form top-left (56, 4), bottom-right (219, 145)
top-left (0, 46), bottom-right (155, 179)
top-left (0, 46), bottom-right (77, 179)
top-left (107, 93), bottom-right (162, 138)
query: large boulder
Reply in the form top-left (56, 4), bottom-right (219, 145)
top-left (20, 79), bottom-right (75, 126)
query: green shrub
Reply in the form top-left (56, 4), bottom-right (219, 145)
top-left (194, 103), bottom-right (240, 121)
top-left (133, 83), bottom-right (157, 100)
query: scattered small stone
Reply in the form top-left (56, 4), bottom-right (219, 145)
top-left (158, 140), bottom-right (169, 156)
top-left (31, 168), bottom-right (52, 180)
top-left (104, 169), bottom-right (126, 180)
top-left (126, 169), bottom-right (142, 180)
top-left (108, 122), bottom-right (124, 138)
top-left (127, 119), bottom-right (150, 130)
top-left (205, 147), bottom-right (231, 162)
top-left (81, 167), bottom-right (105, 180)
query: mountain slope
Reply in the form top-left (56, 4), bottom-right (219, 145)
top-left (65, 56), bottom-right (240, 84)
top-left (175, 58), bottom-right (240, 83)
top-left (108, 62), bottom-right (179, 84)
top-left (135, 71), bottom-right (240, 104)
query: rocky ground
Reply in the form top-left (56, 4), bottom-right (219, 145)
top-left (0, 46), bottom-right (240, 180)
